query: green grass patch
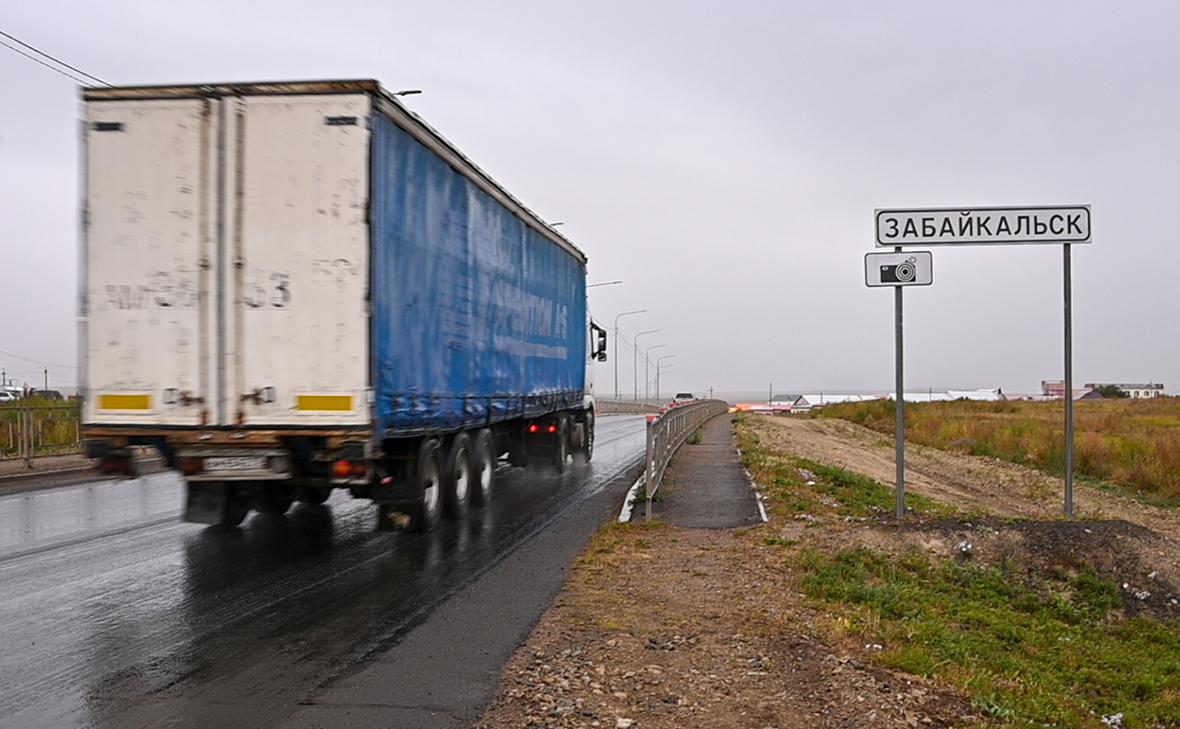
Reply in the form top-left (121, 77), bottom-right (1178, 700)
top-left (734, 413), bottom-right (951, 519)
top-left (800, 547), bottom-right (1180, 726)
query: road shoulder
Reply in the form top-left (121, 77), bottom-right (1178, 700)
top-left (285, 460), bottom-right (646, 729)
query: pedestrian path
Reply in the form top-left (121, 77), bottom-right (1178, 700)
top-left (644, 414), bottom-right (762, 528)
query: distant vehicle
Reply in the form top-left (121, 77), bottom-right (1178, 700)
top-left (0, 391), bottom-right (16, 404)
top-left (31, 390), bottom-right (65, 401)
top-left (673, 392), bottom-right (695, 403)
top-left (81, 79), bottom-right (608, 530)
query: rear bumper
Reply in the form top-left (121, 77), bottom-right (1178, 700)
top-left (82, 425), bottom-right (372, 448)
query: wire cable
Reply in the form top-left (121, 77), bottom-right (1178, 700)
top-left (0, 27), bottom-right (110, 86)
top-left (0, 348), bottom-right (78, 369)
top-left (0, 38), bottom-right (91, 85)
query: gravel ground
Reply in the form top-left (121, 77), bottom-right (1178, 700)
top-left (477, 522), bottom-right (978, 728)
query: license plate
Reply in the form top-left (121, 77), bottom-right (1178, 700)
top-left (205, 456), bottom-right (266, 471)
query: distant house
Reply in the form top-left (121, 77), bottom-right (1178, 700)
top-left (1084, 383), bottom-right (1165, 399)
top-left (887, 388), bottom-right (1005, 403)
top-left (1041, 380), bottom-right (1067, 398)
top-left (1040, 380), bottom-right (1106, 400)
top-left (770, 394), bottom-right (811, 412)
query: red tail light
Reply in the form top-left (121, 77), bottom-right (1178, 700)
top-left (528, 424), bottom-right (539, 433)
top-left (547, 424), bottom-right (558, 434)
top-left (332, 460), bottom-right (353, 479)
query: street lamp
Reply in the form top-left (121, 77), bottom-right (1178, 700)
top-left (656, 354), bottom-right (678, 402)
top-left (613, 309), bottom-right (647, 398)
top-left (632, 329), bottom-right (660, 401)
top-left (393, 89), bottom-right (422, 97)
top-left (645, 344), bottom-right (668, 401)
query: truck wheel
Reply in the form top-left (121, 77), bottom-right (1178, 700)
top-left (296, 485), bottom-right (331, 505)
top-left (552, 417), bottom-right (568, 474)
top-left (254, 484), bottom-right (295, 515)
top-left (414, 438), bottom-right (443, 532)
top-left (582, 413), bottom-right (595, 462)
top-left (216, 484), bottom-right (251, 528)
top-left (470, 429), bottom-right (496, 507)
top-left (443, 434), bottom-right (471, 520)
top-left (508, 438), bottom-right (528, 468)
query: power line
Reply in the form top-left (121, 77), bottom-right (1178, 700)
top-left (0, 27), bottom-right (110, 86)
top-left (0, 38), bottom-right (91, 85)
top-left (0, 348), bottom-right (78, 369)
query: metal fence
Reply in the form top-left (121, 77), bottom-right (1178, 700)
top-left (644, 399), bottom-right (729, 519)
top-left (0, 405), bottom-right (83, 466)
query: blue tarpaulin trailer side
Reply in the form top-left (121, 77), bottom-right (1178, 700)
top-left (369, 110), bottom-right (587, 437)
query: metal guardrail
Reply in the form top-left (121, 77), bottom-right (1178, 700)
top-left (0, 405), bottom-right (82, 466)
top-left (644, 399), bottom-right (729, 519)
top-left (596, 398), bottom-right (663, 415)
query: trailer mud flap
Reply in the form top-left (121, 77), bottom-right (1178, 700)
top-left (184, 482), bottom-right (230, 525)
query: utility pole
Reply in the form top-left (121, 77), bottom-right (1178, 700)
top-left (44, 367), bottom-right (48, 392)
top-left (645, 344), bottom-right (667, 401)
top-left (613, 309), bottom-right (647, 399)
top-left (633, 329), bottom-right (660, 401)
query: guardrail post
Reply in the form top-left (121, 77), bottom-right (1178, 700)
top-left (644, 415), bottom-right (655, 521)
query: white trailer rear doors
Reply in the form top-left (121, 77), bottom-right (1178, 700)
top-left (83, 92), bottom-right (371, 428)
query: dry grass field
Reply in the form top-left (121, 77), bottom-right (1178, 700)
top-left (815, 397), bottom-right (1180, 503)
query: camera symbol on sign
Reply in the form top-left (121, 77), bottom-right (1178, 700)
top-left (880, 256), bottom-right (918, 283)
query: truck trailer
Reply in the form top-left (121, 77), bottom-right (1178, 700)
top-left (80, 79), bottom-right (608, 529)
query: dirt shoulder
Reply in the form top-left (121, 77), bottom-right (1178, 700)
top-left (477, 522), bottom-right (976, 728)
top-left (478, 414), bottom-right (1180, 728)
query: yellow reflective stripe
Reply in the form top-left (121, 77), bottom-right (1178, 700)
top-left (98, 394), bottom-right (152, 410)
top-left (296, 395), bottom-right (354, 412)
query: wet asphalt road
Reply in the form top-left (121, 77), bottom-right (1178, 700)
top-left (0, 415), bottom-right (646, 729)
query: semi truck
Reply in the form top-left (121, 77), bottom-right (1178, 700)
top-left (80, 79), bottom-right (608, 529)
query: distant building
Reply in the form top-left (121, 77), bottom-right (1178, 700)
top-left (1041, 380), bottom-right (1067, 398)
top-left (887, 388), bottom-right (1005, 403)
top-left (770, 394), bottom-right (811, 412)
top-left (1084, 383), bottom-right (1165, 399)
top-left (1040, 380), bottom-right (1108, 400)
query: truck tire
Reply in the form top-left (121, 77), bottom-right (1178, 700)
top-left (552, 417), bottom-right (568, 474)
top-left (296, 485), bottom-right (331, 505)
top-left (583, 412), bottom-right (594, 462)
top-left (470, 429), bottom-right (496, 507)
top-left (443, 433), bottom-right (471, 520)
top-left (414, 438), bottom-right (443, 532)
top-left (254, 484), bottom-right (295, 515)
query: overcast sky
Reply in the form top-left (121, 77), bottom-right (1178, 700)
top-left (2, 0), bottom-right (1177, 397)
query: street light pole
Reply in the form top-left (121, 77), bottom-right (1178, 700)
top-left (645, 344), bottom-right (668, 401)
top-left (656, 354), bottom-right (678, 402)
top-left (632, 329), bottom-right (660, 401)
top-left (613, 310), bottom-right (647, 399)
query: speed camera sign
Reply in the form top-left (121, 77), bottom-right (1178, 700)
top-left (865, 251), bottom-right (933, 287)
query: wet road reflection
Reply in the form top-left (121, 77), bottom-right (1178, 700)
top-left (0, 416), bottom-right (645, 729)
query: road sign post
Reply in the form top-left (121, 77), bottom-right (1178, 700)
top-left (873, 205), bottom-right (1091, 518)
top-left (1064, 243), bottom-right (1074, 516)
top-left (865, 250), bottom-right (932, 517)
top-left (894, 251), bottom-right (906, 519)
